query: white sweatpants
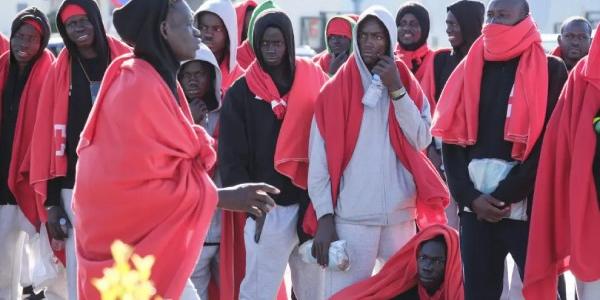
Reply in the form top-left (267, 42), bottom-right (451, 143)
top-left (239, 204), bottom-right (323, 300)
top-left (181, 279), bottom-right (200, 300)
top-left (0, 205), bottom-right (34, 300)
top-left (190, 245), bottom-right (219, 300)
top-left (323, 221), bottom-right (416, 299)
top-left (576, 278), bottom-right (600, 300)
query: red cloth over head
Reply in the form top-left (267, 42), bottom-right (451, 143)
top-left (331, 224), bottom-right (463, 300)
top-left (419, 48), bottom-right (451, 112)
top-left (72, 54), bottom-right (218, 300)
top-left (302, 53), bottom-right (448, 236)
top-left (23, 19), bottom-right (42, 34)
top-left (0, 50), bottom-right (54, 228)
top-left (0, 33), bottom-right (8, 54)
top-left (432, 16), bottom-right (548, 162)
top-left (327, 17), bottom-right (352, 39)
top-left (395, 43), bottom-right (434, 81)
top-left (523, 24), bottom-right (600, 300)
top-left (237, 39), bottom-right (255, 70)
top-left (246, 57), bottom-right (327, 188)
top-left (235, 0), bottom-right (257, 45)
top-left (29, 36), bottom-right (130, 222)
top-left (60, 4), bottom-right (86, 23)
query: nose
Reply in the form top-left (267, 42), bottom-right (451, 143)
top-left (193, 28), bottom-right (201, 39)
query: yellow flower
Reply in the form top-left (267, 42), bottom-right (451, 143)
top-left (92, 240), bottom-right (161, 300)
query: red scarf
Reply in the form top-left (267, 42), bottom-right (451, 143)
top-left (29, 36), bottom-right (130, 220)
top-left (523, 25), bottom-right (600, 300)
top-left (395, 43), bottom-right (434, 81)
top-left (73, 55), bottom-right (218, 300)
top-left (0, 50), bottom-right (54, 228)
top-left (331, 224), bottom-right (463, 300)
top-left (302, 54), bottom-right (448, 236)
top-left (432, 16), bottom-right (548, 162)
top-left (237, 40), bottom-right (255, 70)
top-left (245, 58), bottom-right (327, 188)
top-left (419, 48), bottom-right (452, 112)
top-left (234, 0), bottom-right (257, 46)
top-left (0, 33), bottom-right (8, 55)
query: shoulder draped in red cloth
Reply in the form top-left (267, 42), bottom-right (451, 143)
top-left (395, 43), bottom-right (435, 82)
top-left (0, 50), bottom-right (55, 228)
top-left (302, 54), bottom-right (448, 235)
top-left (245, 57), bottom-right (328, 188)
top-left (419, 48), bottom-right (452, 112)
top-left (234, 0), bottom-right (257, 46)
top-left (29, 36), bottom-right (130, 219)
top-left (220, 57), bottom-right (244, 94)
top-left (550, 45), bottom-right (562, 57)
top-left (523, 25), bottom-right (600, 300)
top-left (72, 54), bottom-right (218, 300)
top-left (431, 16), bottom-right (548, 162)
top-left (331, 224), bottom-right (463, 300)
top-left (0, 33), bottom-right (9, 55)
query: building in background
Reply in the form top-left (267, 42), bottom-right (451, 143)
top-left (1, 0), bottom-right (599, 53)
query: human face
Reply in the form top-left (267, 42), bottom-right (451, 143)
top-left (11, 23), bottom-right (42, 67)
top-left (558, 21), bottom-right (591, 64)
top-left (163, 0), bottom-right (201, 62)
top-left (397, 13), bottom-right (422, 45)
top-left (328, 34), bottom-right (351, 56)
top-left (446, 11), bottom-right (463, 48)
top-left (417, 240), bottom-right (446, 294)
top-left (486, 0), bottom-right (526, 26)
top-left (259, 27), bottom-right (286, 67)
top-left (197, 12), bottom-right (227, 57)
top-left (358, 17), bottom-right (388, 69)
top-left (180, 61), bottom-right (211, 101)
top-left (64, 14), bottom-right (94, 49)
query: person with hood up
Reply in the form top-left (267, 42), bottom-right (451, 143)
top-left (395, 2), bottom-right (434, 83)
top-left (235, 0), bottom-right (257, 46)
top-left (552, 16), bottom-right (593, 72)
top-left (28, 1), bottom-right (131, 296)
top-left (303, 5), bottom-right (449, 298)
top-left (178, 44), bottom-right (227, 300)
top-left (0, 7), bottom-right (54, 299)
top-left (72, 0), bottom-right (278, 299)
top-left (218, 7), bottom-right (328, 300)
top-left (523, 23), bottom-right (600, 300)
top-left (312, 15), bottom-right (357, 75)
top-left (331, 224), bottom-right (463, 300)
top-left (431, 0), bottom-right (568, 298)
top-left (236, 0), bottom-right (277, 70)
top-left (195, 0), bottom-right (244, 94)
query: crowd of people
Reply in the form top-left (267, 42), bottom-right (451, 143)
top-left (0, 0), bottom-right (598, 299)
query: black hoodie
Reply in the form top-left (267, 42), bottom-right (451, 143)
top-left (432, 0), bottom-right (485, 101)
top-left (396, 2), bottom-right (430, 51)
top-left (46, 0), bottom-right (111, 205)
top-left (113, 0), bottom-right (181, 96)
top-left (0, 7), bottom-right (51, 205)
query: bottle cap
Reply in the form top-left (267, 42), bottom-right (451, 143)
top-left (59, 218), bottom-right (67, 225)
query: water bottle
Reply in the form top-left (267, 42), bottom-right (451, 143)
top-left (50, 218), bottom-right (68, 251)
top-left (363, 74), bottom-right (384, 107)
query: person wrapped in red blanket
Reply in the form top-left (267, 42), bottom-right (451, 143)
top-left (312, 15), bottom-right (356, 75)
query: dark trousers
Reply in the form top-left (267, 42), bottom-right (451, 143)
top-left (460, 212), bottom-right (529, 300)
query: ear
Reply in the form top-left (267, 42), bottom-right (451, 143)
top-left (160, 21), bottom-right (169, 40)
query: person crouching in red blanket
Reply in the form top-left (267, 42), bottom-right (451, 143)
top-left (331, 224), bottom-right (463, 300)
top-left (72, 1), bottom-right (278, 299)
top-left (523, 23), bottom-right (600, 300)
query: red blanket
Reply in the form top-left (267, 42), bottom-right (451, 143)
top-left (432, 16), bottom-right (548, 162)
top-left (237, 40), bottom-right (255, 70)
top-left (29, 36), bottom-right (130, 220)
top-left (313, 50), bottom-right (332, 74)
top-left (331, 224), bottom-right (463, 300)
top-left (395, 43), bottom-right (434, 82)
top-left (73, 54), bottom-right (218, 300)
top-left (0, 33), bottom-right (8, 55)
top-left (419, 48), bottom-right (451, 112)
top-left (302, 54), bottom-right (448, 235)
top-left (523, 26), bottom-right (600, 299)
top-left (0, 50), bottom-right (55, 228)
top-left (234, 0), bottom-right (257, 46)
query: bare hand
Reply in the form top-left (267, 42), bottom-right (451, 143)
top-left (471, 194), bottom-right (511, 223)
top-left (190, 99), bottom-right (209, 126)
top-left (372, 55), bottom-right (403, 92)
top-left (311, 214), bottom-right (338, 267)
top-left (46, 206), bottom-right (70, 240)
top-left (218, 183), bottom-right (279, 218)
top-left (329, 51), bottom-right (349, 74)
